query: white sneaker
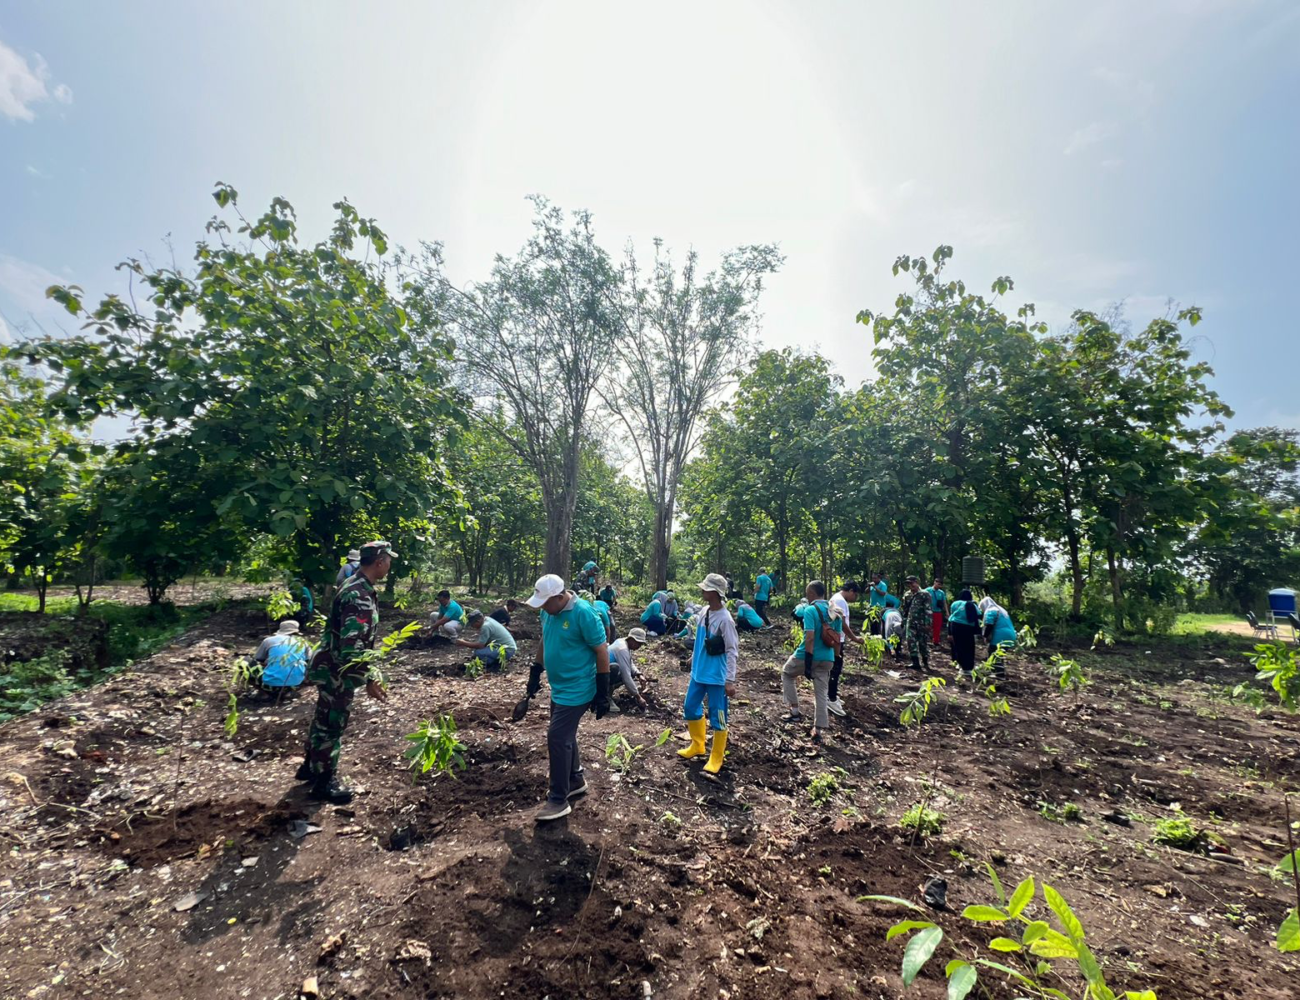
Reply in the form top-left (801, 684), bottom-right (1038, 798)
top-left (826, 698), bottom-right (846, 717)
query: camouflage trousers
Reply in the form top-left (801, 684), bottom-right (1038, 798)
top-left (305, 679), bottom-right (355, 776)
top-left (907, 627), bottom-right (931, 665)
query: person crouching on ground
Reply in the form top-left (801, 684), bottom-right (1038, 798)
top-left (428, 590), bottom-right (465, 639)
top-left (608, 627), bottom-right (649, 713)
top-left (254, 619), bottom-right (309, 691)
top-left (641, 593), bottom-right (668, 636)
top-left (525, 574), bottom-right (611, 822)
top-left (780, 580), bottom-right (842, 745)
top-left (678, 574), bottom-right (738, 774)
top-left (735, 600), bottom-right (767, 632)
top-left (456, 609), bottom-right (517, 672)
top-left (978, 595), bottom-right (1017, 675)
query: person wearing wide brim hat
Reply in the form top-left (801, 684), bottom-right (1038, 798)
top-left (335, 548), bottom-right (363, 588)
top-left (252, 619), bottom-right (309, 690)
top-left (678, 573), bottom-right (739, 775)
top-left (607, 627), bottom-right (649, 712)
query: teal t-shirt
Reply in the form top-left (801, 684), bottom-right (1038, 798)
top-left (541, 597), bottom-right (608, 706)
top-left (926, 587), bottom-right (947, 613)
top-left (598, 586), bottom-right (616, 604)
top-left (983, 607), bottom-right (1017, 646)
top-left (948, 600), bottom-right (978, 625)
top-left (738, 605), bottom-right (764, 628)
top-left (869, 580), bottom-right (889, 607)
top-left (478, 615), bottom-right (516, 653)
top-left (755, 574), bottom-right (772, 601)
top-left (641, 599), bottom-right (663, 623)
top-left (439, 599), bottom-right (464, 623)
top-left (582, 561), bottom-right (597, 574)
top-left (592, 600), bottom-right (613, 633)
top-left (794, 599), bottom-right (842, 662)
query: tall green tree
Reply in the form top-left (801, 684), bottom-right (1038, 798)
top-left (25, 185), bottom-right (467, 596)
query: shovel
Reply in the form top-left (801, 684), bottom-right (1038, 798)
top-left (511, 692), bottom-right (533, 722)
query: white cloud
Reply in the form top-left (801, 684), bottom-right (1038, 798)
top-left (0, 37), bottom-right (71, 122)
top-left (25, 163), bottom-right (47, 178)
top-left (1064, 120), bottom-right (1117, 155)
top-left (1092, 66), bottom-right (1157, 115)
top-left (0, 253), bottom-right (63, 313)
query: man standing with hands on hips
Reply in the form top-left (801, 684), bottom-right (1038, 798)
top-left (524, 574), bottom-right (611, 822)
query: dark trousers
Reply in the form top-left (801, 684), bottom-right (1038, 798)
top-left (547, 700), bottom-right (590, 804)
top-left (754, 599), bottom-right (770, 625)
top-left (828, 655), bottom-right (845, 701)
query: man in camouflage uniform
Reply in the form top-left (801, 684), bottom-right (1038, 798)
top-left (903, 574), bottom-right (932, 673)
top-left (294, 540), bottom-right (395, 804)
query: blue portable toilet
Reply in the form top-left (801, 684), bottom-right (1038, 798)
top-left (1268, 587), bottom-right (1296, 624)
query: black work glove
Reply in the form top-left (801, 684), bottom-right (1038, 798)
top-left (804, 650), bottom-right (815, 679)
top-left (592, 672), bottom-right (611, 719)
top-left (526, 661), bottom-right (544, 698)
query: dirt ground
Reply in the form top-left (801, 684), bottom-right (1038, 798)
top-left (1, 600), bottom-right (1298, 1000)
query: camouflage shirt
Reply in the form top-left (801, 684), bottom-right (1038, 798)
top-left (904, 588), bottom-right (932, 633)
top-left (308, 571), bottom-right (378, 687)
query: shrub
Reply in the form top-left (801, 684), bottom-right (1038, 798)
top-left (900, 803), bottom-right (944, 838)
top-left (1152, 812), bottom-right (1206, 852)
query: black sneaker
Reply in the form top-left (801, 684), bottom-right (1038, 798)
top-left (308, 775), bottom-right (354, 805)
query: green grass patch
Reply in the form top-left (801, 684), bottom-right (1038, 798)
top-left (1171, 613), bottom-right (1245, 636)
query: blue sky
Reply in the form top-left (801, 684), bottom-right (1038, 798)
top-left (2, 1), bottom-right (1298, 428)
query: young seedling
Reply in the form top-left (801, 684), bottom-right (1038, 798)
top-left (900, 802), bottom-right (944, 838)
top-left (896, 676), bottom-right (946, 727)
top-left (223, 657), bottom-right (256, 738)
top-left (807, 771), bottom-right (840, 806)
top-left (1152, 811), bottom-right (1207, 852)
top-left (351, 620), bottom-right (423, 690)
top-left (1245, 642), bottom-right (1300, 711)
top-left (1275, 794), bottom-right (1300, 953)
top-left (404, 714), bottom-right (466, 778)
top-left (1049, 654), bottom-right (1089, 697)
top-left (265, 589), bottom-right (299, 623)
top-left (862, 863), bottom-right (1159, 1000)
top-left (465, 657), bottom-right (485, 680)
top-left (970, 659), bottom-right (1011, 717)
top-left (605, 733), bottom-right (644, 774)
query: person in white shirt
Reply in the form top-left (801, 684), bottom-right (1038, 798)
top-left (607, 628), bottom-right (649, 711)
top-left (884, 607), bottom-right (905, 658)
top-left (826, 581), bottom-right (863, 717)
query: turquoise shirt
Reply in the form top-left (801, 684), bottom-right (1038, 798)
top-left (541, 596), bottom-right (607, 706)
top-left (794, 599), bottom-right (842, 662)
top-left (598, 586), bottom-right (616, 605)
top-left (869, 580), bottom-right (889, 607)
top-left (926, 587), bottom-right (947, 613)
top-left (641, 599), bottom-right (663, 624)
top-left (737, 605), bottom-right (765, 628)
top-left (983, 606), bottom-right (1017, 646)
top-left (691, 610), bottom-right (731, 685)
top-left (948, 600), bottom-right (979, 626)
top-left (755, 574), bottom-right (773, 601)
top-left (438, 599), bottom-right (464, 623)
top-left (592, 600), bottom-right (613, 634)
top-left (582, 561), bottom-right (597, 574)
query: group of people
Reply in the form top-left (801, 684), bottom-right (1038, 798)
top-left (281, 540), bottom-right (1017, 819)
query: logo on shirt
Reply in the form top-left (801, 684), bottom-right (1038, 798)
top-left (562, 620), bottom-right (570, 629)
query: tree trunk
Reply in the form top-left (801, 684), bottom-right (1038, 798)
top-left (650, 501), bottom-right (671, 591)
top-left (1106, 546), bottom-right (1123, 631)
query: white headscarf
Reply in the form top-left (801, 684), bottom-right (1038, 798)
top-left (977, 596), bottom-right (1002, 616)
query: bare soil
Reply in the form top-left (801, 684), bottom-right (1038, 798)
top-left (1, 602), bottom-right (1298, 1000)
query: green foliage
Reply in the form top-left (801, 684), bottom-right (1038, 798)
top-left (0, 650), bottom-right (73, 721)
top-left (896, 676), bottom-right (946, 727)
top-left (807, 771), bottom-right (840, 806)
top-left (404, 715), bottom-right (466, 778)
top-left (605, 733), bottom-right (644, 774)
top-left (866, 864), bottom-right (1159, 999)
top-left (660, 811), bottom-right (682, 831)
top-left (1049, 654), bottom-right (1089, 696)
top-left (654, 728), bottom-right (673, 748)
top-left (350, 620), bottom-right (422, 687)
top-left (1244, 642), bottom-right (1300, 711)
top-left (265, 590), bottom-right (299, 622)
top-left (861, 634), bottom-right (887, 671)
top-left (25, 186), bottom-right (468, 595)
top-left (1152, 812), bottom-right (1207, 852)
top-left (969, 659), bottom-right (1011, 717)
top-left (900, 803), bottom-right (944, 838)
top-left (464, 657), bottom-right (485, 681)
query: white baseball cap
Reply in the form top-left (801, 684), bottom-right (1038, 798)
top-left (526, 573), bottom-right (566, 608)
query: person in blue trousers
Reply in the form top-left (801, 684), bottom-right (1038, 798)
top-left (677, 573), bottom-right (739, 775)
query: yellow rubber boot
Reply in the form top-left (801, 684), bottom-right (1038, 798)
top-left (677, 718), bottom-right (707, 759)
top-left (703, 729), bottom-right (728, 774)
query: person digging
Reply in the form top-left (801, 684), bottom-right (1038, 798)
top-left (677, 573), bottom-right (739, 775)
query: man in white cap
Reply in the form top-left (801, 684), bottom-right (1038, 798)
top-left (607, 627), bottom-right (649, 712)
top-left (253, 619), bottom-right (310, 689)
top-left (335, 548), bottom-right (362, 588)
top-left (677, 572), bottom-right (739, 775)
top-left (524, 573), bottom-right (611, 822)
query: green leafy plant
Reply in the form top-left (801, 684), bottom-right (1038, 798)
top-left (660, 811), bottom-right (682, 832)
top-left (605, 733), bottom-right (644, 774)
top-left (1091, 627), bottom-right (1115, 650)
top-left (654, 728), bottom-right (673, 747)
top-left (807, 771), bottom-right (840, 806)
top-left (861, 634), bottom-right (887, 671)
top-left (351, 620), bottom-right (423, 688)
top-left (265, 589), bottom-right (299, 622)
top-left (1049, 654), bottom-right (1089, 696)
top-left (465, 657), bottom-right (485, 680)
top-left (1017, 623), bottom-right (1038, 650)
top-left (1244, 642), bottom-right (1300, 711)
top-left (223, 657), bottom-right (256, 738)
top-left (900, 802), bottom-right (944, 838)
top-left (404, 715), bottom-right (466, 778)
top-left (1152, 811), bottom-right (1206, 852)
top-left (970, 659), bottom-right (1011, 717)
top-left (1039, 800), bottom-right (1083, 824)
top-left (864, 864), bottom-right (1158, 999)
top-left (896, 676), bottom-right (946, 727)
top-left (1275, 796), bottom-right (1300, 953)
